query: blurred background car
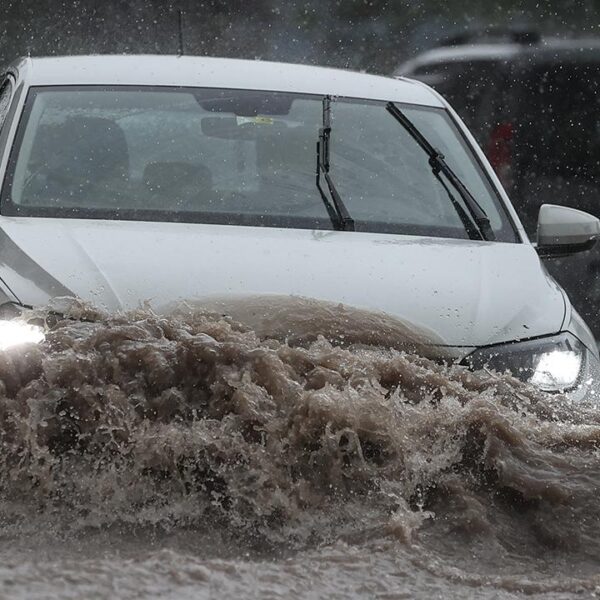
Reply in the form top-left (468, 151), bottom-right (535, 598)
top-left (395, 30), bottom-right (600, 340)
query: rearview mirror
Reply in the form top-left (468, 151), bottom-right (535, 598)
top-left (536, 204), bottom-right (600, 258)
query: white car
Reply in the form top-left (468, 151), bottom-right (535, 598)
top-left (0, 55), bottom-right (597, 398)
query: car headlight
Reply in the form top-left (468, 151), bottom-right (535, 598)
top-left (463, 333), bottom-right (594, 393)
top-left (0, 320), bottom-right (45, 351)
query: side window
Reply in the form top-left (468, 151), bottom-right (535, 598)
top-left (0, 79), bottom-right (13, 131)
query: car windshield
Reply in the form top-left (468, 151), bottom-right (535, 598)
top-left (3, 87), bottom-right (516, 241)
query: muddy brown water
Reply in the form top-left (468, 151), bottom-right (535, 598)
top-left (0, 298), bottom-right (599, 598)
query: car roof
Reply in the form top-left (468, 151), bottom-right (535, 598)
top-left (6, 54), bottom-right (445, 108)
top-left (397, 37), bottom-right (600, 74)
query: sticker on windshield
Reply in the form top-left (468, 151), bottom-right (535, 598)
top-left (236, 116), bottom-right (274, 125)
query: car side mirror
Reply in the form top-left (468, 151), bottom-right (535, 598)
top-left (536, 204), bottom-right (600, 258)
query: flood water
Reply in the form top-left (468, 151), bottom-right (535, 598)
top-left (1, 297), bottom-right (600, 599)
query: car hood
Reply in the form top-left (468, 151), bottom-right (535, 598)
top-left (0, 217), bottom-right (565, 349)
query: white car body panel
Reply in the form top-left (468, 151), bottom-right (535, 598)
top-left (0, 217), bottom-right (565, 350)
top-left (11, 55), bottom-right (445, 107)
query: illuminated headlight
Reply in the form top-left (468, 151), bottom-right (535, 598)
top-left (464, 333), bottom-right (592, 393)
top-left (0, 320), bottom-right (45, 351)
top-left (529, 350), bottom-right (582, 391)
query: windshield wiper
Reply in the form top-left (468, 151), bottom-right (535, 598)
top-left (386, 102), bottom-right (495, 241)
top-left (316, 96), bottom-right (355, 231)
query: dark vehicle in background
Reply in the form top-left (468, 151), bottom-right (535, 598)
top-left (396, 31), bottom-right (600, 340)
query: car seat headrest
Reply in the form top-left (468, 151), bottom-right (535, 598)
top-left (44, 116), bottom-right (130, 183)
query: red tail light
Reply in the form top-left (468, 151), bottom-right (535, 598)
top-left (486, 122), bottom-right (514, 190)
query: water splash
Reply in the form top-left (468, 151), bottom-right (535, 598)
top-left (0, 298), bottom-right (599, 596)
